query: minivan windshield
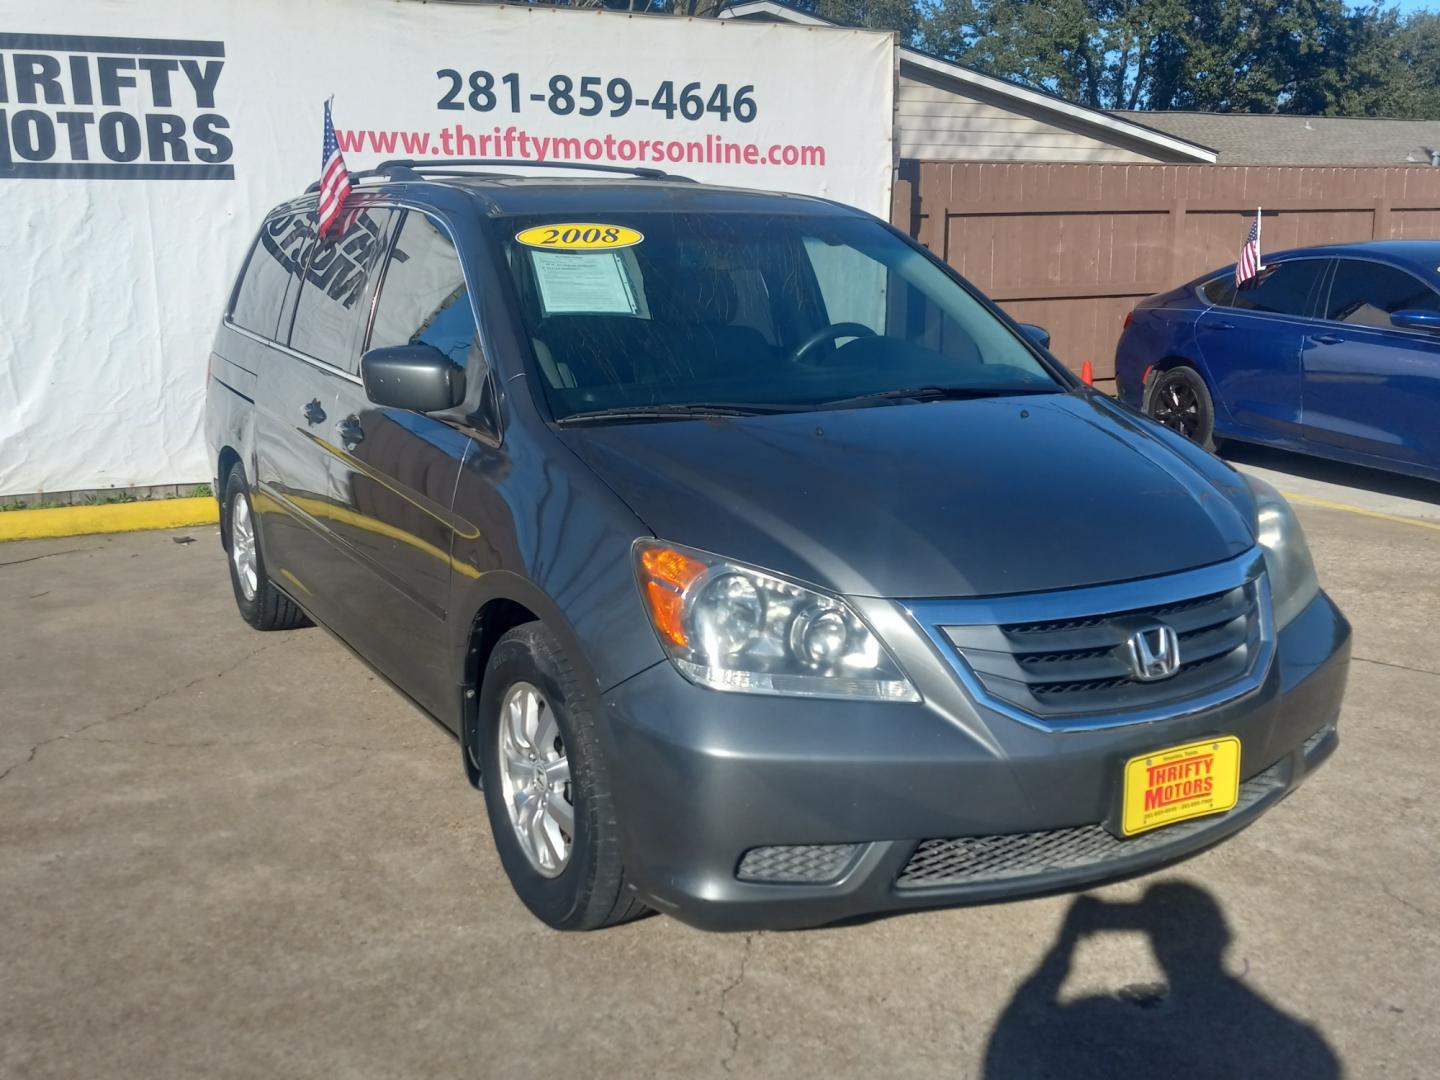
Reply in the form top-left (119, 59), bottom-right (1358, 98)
top-left (500, 211), bottom-right (1064, 421)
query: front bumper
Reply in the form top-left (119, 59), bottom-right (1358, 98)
top-left (600, 589), bottom-right (1350, 931)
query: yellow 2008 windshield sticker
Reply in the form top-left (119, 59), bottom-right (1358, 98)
top-left (515, 223), bottom-right (643, 251)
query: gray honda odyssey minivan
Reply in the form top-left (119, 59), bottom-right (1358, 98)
top-left (205, 159), bottom-right (1350, 931)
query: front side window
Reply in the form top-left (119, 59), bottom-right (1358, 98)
top-left (500, 212), bottom-right (1062, 420)
top-left (288, 208), bottom-right (393, 372)
top-left (1324, 260), bottom-right (1440, 330)
top-left (1230, 260), bottom-right (1326, 317)
top-left (369, 212), bottom-right (478, 368)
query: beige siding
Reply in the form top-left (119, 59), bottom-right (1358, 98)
top-left (896, 71), bottom-right (1170, 164)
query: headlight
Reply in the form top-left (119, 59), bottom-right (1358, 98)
top-left (634, 540), bottom-right (918, 701)
top-left (1244, 475), bottom-right (1320, 629)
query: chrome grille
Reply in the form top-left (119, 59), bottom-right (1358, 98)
top-left (896, 758), bottom-right (1287, 889)
top-left (908, 552), bottom-right (1272, 728)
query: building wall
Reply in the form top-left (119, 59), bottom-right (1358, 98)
top-left (891, 161), bottom-right (1440, 385)
top-left (896, 70), bottom-right (1173, 164)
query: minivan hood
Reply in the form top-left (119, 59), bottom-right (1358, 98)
top-left (559, 393), bottom-right (1257, 599)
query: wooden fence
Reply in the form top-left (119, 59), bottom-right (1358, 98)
top-left (891, 161), bottom-right (1440, 384)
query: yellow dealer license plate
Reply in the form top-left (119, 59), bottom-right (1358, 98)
top-left (1121, 736), bottom-right (1241, 837)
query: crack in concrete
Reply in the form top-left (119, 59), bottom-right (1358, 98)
top-left (314, 759), bottom-right (370, 795)
top-left (1381, 881), bottom-right (1438, 921)
top-left (0, 546), bottom-right (99, 568)
top-left (0, 745), bottom-right (40, 787)
top-left (1351, 655), bottom-right (1440, 679)
top-left (718, 932), bottom-right (758, 1073)
top-left (0, 639), bottom-right (285, 786)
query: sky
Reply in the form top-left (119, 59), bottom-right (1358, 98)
top-left (1388, 0), bottom-right (1436, 13)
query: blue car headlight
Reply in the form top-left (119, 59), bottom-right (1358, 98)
top-left (1244, 476), bottom-right (1320, 629)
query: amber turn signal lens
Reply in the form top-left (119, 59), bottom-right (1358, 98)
top-left (638, 544), bottom-right (707, 647)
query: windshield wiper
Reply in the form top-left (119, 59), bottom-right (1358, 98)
top-left (815, 385), bottom-right (1058, 409)
top-left (556, 402), bottom-right (809, 425)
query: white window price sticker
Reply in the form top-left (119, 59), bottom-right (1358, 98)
top-left (532, 251), bottom-right (640, 316)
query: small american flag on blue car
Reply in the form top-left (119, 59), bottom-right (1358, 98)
top-left (1235, 210), bottom-right (1262, 286)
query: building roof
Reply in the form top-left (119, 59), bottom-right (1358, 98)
top-left (1111, 111), bottom-right (1440, 167)
top-left (720, 1), bottom-right (1216, 164)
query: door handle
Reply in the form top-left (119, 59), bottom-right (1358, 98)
top-left (1310, 333), bottom-right (1344, 346)
top-left (337, 415), bottom-right (365, 446)
top-left (303, 399), bottom-right (327, 425)
top-left (1210, 322), bottom-right (1236, 331)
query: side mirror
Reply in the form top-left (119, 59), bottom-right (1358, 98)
top-left (360, 344), bottom-right (466, 413)
top-left (1019, 323), bottom-right (1051, 350)
top-left (1391, 309), bottom-right (1440, 333)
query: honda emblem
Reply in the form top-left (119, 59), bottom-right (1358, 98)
top-left (1126, 624), bottom-right (1181, 681)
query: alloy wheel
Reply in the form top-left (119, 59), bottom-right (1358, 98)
top-left (230, 492), bottom-right (259, 602)
top-left (497, 681), bottom-right (573, 878)
top-left (1152, 378), bottom-right (1201, 439)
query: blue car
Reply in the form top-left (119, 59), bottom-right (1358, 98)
top-left (1116, 241), bottom-right (1440, 482)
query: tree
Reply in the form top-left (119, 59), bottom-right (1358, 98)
top-left (1369, 11), bottom-right (1440, 117)
top-left (459, 0), bottom-right (729, 15)
top-left (929, 0), bottom-right (1107, 105)
top-left (910, 0), bottom-right (1440, 118)
top-left (476, 0), bottom-right (1440, 118)
top-left (802, 0), bottom-right (926, 37)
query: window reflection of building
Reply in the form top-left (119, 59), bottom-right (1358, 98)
top-left (371, 214), bottom-right (476, 368)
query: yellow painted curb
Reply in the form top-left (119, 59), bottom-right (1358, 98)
top-left (1281, 491), bottom-right (1440, 535)
top-left (0, 497), bottom-right (218, 541)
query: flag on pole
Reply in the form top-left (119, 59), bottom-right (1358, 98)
top-left (318, 98), bottom-right (352, 238)
top-left (1235, 209), bottom-right (1262, 286)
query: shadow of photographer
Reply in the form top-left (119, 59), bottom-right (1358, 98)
top-left (983, 881), bottom-right (1339, 1080)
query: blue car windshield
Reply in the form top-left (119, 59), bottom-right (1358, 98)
top-left (499, 212), bottom-right (1064, 419)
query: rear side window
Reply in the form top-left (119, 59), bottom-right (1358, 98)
top-left (289, 208), bottom-right (394, 372)
top-left (368, 212), bottom-right (477, 367)
top-left (230, 219), bottom-right (299, 338)
top-left (1200, 277), bottom-right (1236, 306)
top-left (1231, 260), bottom-right (1326, 317)
top-left (1324, 260), bottom-right (1440, 330)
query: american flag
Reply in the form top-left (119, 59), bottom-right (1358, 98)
top-left (1235, 210), bottom-right (1262, 286)
top-left (317, 98), bottom-right (352, 238)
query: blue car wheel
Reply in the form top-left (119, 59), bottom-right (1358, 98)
top-left (1145, 367), bottom-right (1216, 451)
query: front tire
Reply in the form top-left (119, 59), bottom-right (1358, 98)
top-left (222, 464), bottom-right (308, 631)
top-left (478, 623), bottom-right (647, 931)
top-left (1144, 366), bottom-right (1217, 451)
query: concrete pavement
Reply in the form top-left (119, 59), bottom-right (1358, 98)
top-left (1, 507), bottom-right (1437, 1079)
top-left (1222, 441), bottom-right (1440, 524)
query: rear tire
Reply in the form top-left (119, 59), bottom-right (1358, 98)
top-left (1144, 366), bottom-right (1217, 451)
top-left (222, 464), bottom-right (308, 631)
top-left (478, 623), bottom-right (647, 931)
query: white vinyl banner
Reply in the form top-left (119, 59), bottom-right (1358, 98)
top-left (0, 0), bottom-right (894, 496)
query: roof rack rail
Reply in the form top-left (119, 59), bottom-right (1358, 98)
top-left (303, 158), bottom-right (695, 195)
top-left (304, 160), bottom-right (421, 193)
top-left (373, 158), bottom-right (694, 182)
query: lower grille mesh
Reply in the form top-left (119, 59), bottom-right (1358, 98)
top-left (895, 758), bottom-right (1288, 890)
top-left (737, 844), bottom-right (859, 884)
